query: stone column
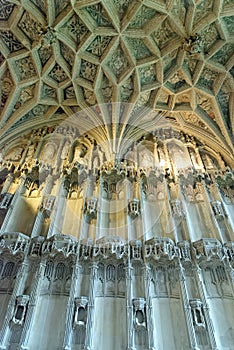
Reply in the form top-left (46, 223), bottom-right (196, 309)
top-left (127, 180), bottom-right (140, 241)
top-left (31, 175), bottom-right (54, 238)
top-left (0, 175), bottom-right (26, 234)
top-left (47, 177), bottom-right (67, 237)
top-left (194, 265), bottom-right (218, 350)
top-left (178, 262), bottom-right (200, 350)
top-left (85, 263), bottom-right (98, 350)
top-left (97, 189), bottom-right (109, 240)
top-left (0, 259), bottom-right (28, 349)
top-left (125, 261), bottom-right (134, 350)
top-left (208, 183), bottom-right (233, 241)
top-left (194, 147), bottom-right (204, 169)
top-left (19, 259), bottom-right (47, 349)
top-left (55, 137), bottom-right (68, 173)
top-left (62, 258), bottom-right (82, 350)
top-left (0, 174), bottom-right (14, 195)
top-left (144, 265), bottom-right (156, 350)
top-left (202, 181), bottom-right (225, 240)
top-left (80, 177), bottom-right (94, 241)
top-left (34, 136), bottom-right (44, 160)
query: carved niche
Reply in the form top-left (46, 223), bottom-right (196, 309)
top-left (170, 199), bottom-right (185, 218)
top-left (211, 200), bottom-right (225, 219)
top-left (128, 199), bottom-right (140, 218)
top-left (73, 296), bottom-right (88, 328)
top-left (189, 299), bottom-right (206, 330)
top-left (0, 192), bottom-right (13, 209)
top-left (84, 197), bottom-right (98, 221)
top-left (40, 195), bottom-right (55, 218)
top-left (11, 295), bottom-right (30, 326)
top-left (132, 298), bottom-right (147, 329)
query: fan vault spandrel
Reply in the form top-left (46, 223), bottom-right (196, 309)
top-left (0, 0), bottom-right (233, 164)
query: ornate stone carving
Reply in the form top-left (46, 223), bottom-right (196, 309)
top-left (211, 200), bottom-right (226, 219)
top-left (85, 3), bottom-right (112, 27)
top-left (177, 240), bottom-right (191, 261)
top-left (1, 68), bottom-right (14, 111)
top-left (0, 30), bottom-right (24, 52)
top-left (15, 56), bottom-right (37, 80)
top-left (193, 239), bottom-right (224, 261)
top-left (139, 64), bottom-right (157, 86)
top-left (113, 0), bottom-right (133, 19)
top-left (183, 34), bottom-right (203, 54)
top-left (145, 237), bottom-right (179, 261)
top-left (61, 14), bottom-right (89, 44)
top-left (170, 199), bottom-right (185, 218)
top-left (108, 46), bottom-right (129, 78)
top-left (130, 240), bottom-right (143, 260)
top-left (128, 5), bottom-right (157, 29)
top-left (87, 35), bottom-right (112, 57)
top-left (38, 45), bottom-right (52, 65)
top-left (29, 236), bottom-right (44, 257)
top-left (40, 195), bottom-right (55, 217)
top-left (0, 192), bottom-right (13, 209)
top-left (41, 234), bottom-right (78, 257)
top-left (0, 0), bottom-right (15, 20)
top-left (152, 18), bottom-right (177, 49)
top-left (18, 11), bottom-right (43, 43)
top-left (84, 197), bottom-right (97, 221)
top-left (49, 63), bottom-right (68, 83)
top-left (80, 59), bottom-right (97, 82)
top-left (94, 236), bottom-right (127, 260)
top-left (5, 147), bottom-right (23, 161)
top-left (126, 38), bottom-right (151, 60)
top-left (0, 233), bottom-right (29, 256)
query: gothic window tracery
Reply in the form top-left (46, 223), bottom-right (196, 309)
top-left (54, 262), bottom-right (65, 280)
top-left (2, 261), bottom-right (15, 279)
top-left (44, 260), bottom-right (54, 280)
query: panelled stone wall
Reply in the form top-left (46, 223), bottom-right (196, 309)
top-left (0, 126), bottom-right (234, 350)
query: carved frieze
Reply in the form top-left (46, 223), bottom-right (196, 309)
top-left (193, 239), bottom-right (224, 262)
top-left (41, 234), bottom-right (78, 258)
top-left (0, 232), bottom-right (29, 256)
top-left (145, 237), bottom-right (179, 261)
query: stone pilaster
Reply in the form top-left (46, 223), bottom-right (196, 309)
top-left (144, 265), bottom-right (156, 350)
top-left (0, 175), bottom-right (27, 234)
top-left (0, 260), bottom-right (28, 349)
top-left (62, 259), bottom-right (82, 350)
top-left (179, 262), bottom-right (200, 350)
top-left (19, 259), bottom-right (47, 349)
top-left (84, 263), bottom-right (98, 350)
top-left (125, 262), bottom-right (134, 350)
top-left (194, 265), bottom-right (218, 350)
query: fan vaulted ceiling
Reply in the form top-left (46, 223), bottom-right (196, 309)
top-left (0, 0), bottom-right (233, 162)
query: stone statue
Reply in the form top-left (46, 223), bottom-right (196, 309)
top-left (5, 147), bottom-right (23, 161)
